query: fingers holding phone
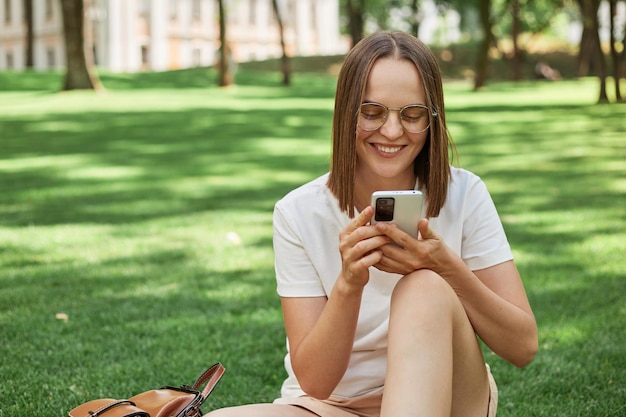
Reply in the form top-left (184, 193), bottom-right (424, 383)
top-left (339, 206), bottom-right (391, 288)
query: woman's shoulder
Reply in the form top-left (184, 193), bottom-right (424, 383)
top-left (449, 166), bottom-right (483, 185)
top-left (275, 173), bottom-right (334, 211)
top-left (445, 166), bottom-right (492, 205)
top-left (274, 173), bottom-right (345, 234)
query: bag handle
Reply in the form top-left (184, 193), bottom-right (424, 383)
top-left (190, 362), bottom-right (226, 398)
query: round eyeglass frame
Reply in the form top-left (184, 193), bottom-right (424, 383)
top-left (357, 102), bottom-right (438, 134)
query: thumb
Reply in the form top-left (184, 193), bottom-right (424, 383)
top-left (418, 218), bottom-right (437, 240)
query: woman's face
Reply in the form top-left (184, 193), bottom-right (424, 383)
top-left (355, 57), bottom-right (429, 189)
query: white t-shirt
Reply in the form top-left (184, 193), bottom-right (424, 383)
top-left (272, 167), bottom-right (513, 399)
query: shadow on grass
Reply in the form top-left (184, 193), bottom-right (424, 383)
top-left (1, 75), bottom-right (331, 415)
top-left (0, 67), bottom-right (338, 96)
top-left (447, 99), bottom-right (626, 416)
top-left (0, 245), bottom-right (286, 410)
top-left (4, 98), bottom-right (623, 227)
top-left (1, 104), bottom-right (332, 226)
top-left (1, 74), bottom-right (625, 416)
top-left (0, 68), bottom-right (221, 91)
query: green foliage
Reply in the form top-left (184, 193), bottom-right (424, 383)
top-left (0, 69), bottom-right (625, 417)
top-left (492, 0), bottom-right (572, 37)
top-left (338, 0), bottom-right (579, 46)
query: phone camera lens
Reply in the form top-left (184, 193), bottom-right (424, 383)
top-left (375, 198), bottom-right (395, 221)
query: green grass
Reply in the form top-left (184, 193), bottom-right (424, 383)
top-left (1, 69), bottom-right (625, 417)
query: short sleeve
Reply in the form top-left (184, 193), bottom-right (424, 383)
top-left (461, 178), bottom-right (513, 270)
top-left (273, 201), bottom-right (327, 297)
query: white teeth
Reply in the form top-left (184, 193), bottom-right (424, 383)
top-left (376, 144), bottom-right (402, 154)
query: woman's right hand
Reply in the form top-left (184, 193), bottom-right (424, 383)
top-left (338, 206), bottom-right (391, 290)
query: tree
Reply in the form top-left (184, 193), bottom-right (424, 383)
top-left (434, 0), bottom-right (497, 88)
top-left (474, 0), bottom-right (496, 89)
top-left (409, 0), bottom-right (421, 36)
top-left (576, 0), bottom-right (608, 103)
top-left (346, 0), bottom-right (366, 47)
top-left (59, 0), bottom-right (101, 90)
top-left (340, 0), bottom-right (425, 46)
top-left (576, 0), bottom-right (598, 76)
top-left (608, 0), bottom-right (623, 101)
top-left (272, 0), bottom-right (291, 85)
top-left (615, 2), bottom-right (626, 101)
top-left (24, 0), bottom-right (34, 68)
top-left (510, 0), bottom-right (521, 80)
top-left (217, 0), bottom-right (233, 87)
top-left (504, 0), bottom-right (568, 81)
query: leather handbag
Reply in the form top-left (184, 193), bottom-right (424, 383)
top-left (68, 362), bottom-right (225, 417)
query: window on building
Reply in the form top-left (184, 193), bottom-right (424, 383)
top-left (47, 48), bottom-right (55, 68)
top-left (169, 0), bottom-right (177, 20)
top-left (249, 0), bottom-right (256, 25)
top-left (6, 52), bottom-right (13, 69)
top-left (141, 45), bottom-right (149, 65)
top-left (140, 0), bottom-right (149, 15)
top-left (45, 0), bottom-right (53, 19)
top-left (192, 0), bottom-right (200, 21)
top-left (286, 1), bottom-right (295, 26)
top-left (5, 0), bottom-right (12, 23)
top-left (310, 1), bottom-right (316, 29)
top-left (193, 48), bottom-right (201, 67)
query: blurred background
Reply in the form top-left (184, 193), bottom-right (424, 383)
top-left (1, 0), bottom-right (624, 98)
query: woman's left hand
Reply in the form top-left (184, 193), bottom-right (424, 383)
top-left (373, 218), bottom-right (451, 276)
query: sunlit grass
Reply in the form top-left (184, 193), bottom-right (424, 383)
top-left (1, 69), bottom-right (625, 417)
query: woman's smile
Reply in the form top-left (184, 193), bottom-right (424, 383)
top-left (372, 143), bottom-right (405, 156)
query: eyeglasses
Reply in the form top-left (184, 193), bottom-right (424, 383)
top-left (357, 102), bottom-right (437, 133)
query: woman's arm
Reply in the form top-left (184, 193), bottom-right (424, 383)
top-left (464, 259), bottom-right (538, 367)
top-left (281, 283), bottom-right (361, 399)
top-left (281, 207), bottom-right (390, 399)
top-left (375, 219), bottom-right (538, 367)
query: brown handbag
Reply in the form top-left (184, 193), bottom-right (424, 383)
top-left (68, 363), bottom-right (225, 417)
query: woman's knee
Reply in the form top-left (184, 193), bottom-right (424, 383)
top-left (389, 270), bottom-right (461, 335)
top-left (392, 269), bottom-right (458, 311)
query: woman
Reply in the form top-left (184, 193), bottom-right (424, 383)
top-left (208, 31), bottom-right (537, 417)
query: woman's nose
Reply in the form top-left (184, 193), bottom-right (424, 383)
top-left (379, 110), bottom-right (404, 139)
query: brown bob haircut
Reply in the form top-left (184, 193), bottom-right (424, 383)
top-left (327, 31), bottom-right (455, 218)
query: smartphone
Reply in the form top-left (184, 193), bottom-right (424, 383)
top-left (370, 190), bottom-right (424, 238)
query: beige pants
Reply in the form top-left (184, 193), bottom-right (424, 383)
top-left (206, 368), bottom-right (498, 417)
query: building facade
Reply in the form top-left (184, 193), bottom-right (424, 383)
top-left (0, 0), bottom-right (348, 72)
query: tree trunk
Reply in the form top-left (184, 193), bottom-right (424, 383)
top-left (620, 10), bottom-right (626, 102)
top-left (346, 0), bottom-right (365, 48)
top-left (410, 0), bottom-right (420, 36)
top-left (59, 0), bottom-right (101, 90)
top-left (217, 0), bottom-right (233, 87)
top-left (587, 0), bottom-right (608, 102)
top-left (576, 0), bottom-right (596, 76)
top-left (25, 0), bottom-right (34, 68)
top-left (272, 0), bottom-right (291, 85)
top-left (609, 0), bottom-right (621, 101)
top-left (474, 0), bottom-right (494, 90)
top-left (510, 0), bottom-right (522, 80)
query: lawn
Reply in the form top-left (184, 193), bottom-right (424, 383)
top-left (0, 69), bottom-right (625, 417)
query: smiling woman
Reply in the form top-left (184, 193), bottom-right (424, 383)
top-left (0, 44), bottom-right (624, 417)
top-left (207, 30), bottom-right (537, 417)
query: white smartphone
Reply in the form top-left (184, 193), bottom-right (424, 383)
top-left (370, 190), bottom-right (424, 238)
